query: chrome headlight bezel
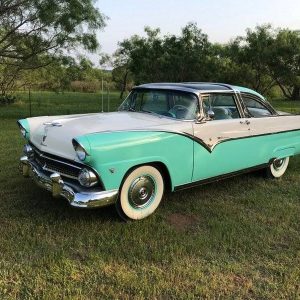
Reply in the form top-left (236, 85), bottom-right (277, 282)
top-left (17, 120), bottom-right (30, 139)
top-left (78, 168), bottom-right (98, 187)
top-left (72, 139), bottom-right (89, 161)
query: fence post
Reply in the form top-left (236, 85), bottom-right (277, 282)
top-left (101, 78), bottom-right (104, 112)
top-left (107, 83), bottom-right (110, 112)
top-left (29, 84), bottom-right (32, 117)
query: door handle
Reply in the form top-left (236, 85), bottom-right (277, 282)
top-left (240, 120), bottom-right (250, 125)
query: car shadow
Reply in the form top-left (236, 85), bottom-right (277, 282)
top-left (14, 186), bottom-right (122, 223)
top-left (13, 169), bottom-right (267, 225)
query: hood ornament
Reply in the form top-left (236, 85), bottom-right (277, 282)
top-left (41, 121), bottom-right (62, 146)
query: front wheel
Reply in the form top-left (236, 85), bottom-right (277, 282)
top-left (116, 165), bottom-right (164, 221)
top-left (266, 157), bottom-right (290, 179)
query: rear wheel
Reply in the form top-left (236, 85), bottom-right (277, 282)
top-left (266, 157), bottom-right (290, 179)
top-left (116, 165), bottom-right (164, 221)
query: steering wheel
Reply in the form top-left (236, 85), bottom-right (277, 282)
top-left (169, 105), bottom-right (189, 119)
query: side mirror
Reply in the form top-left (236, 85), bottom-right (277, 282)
top-left (207, 109), bottom-right (215, 119)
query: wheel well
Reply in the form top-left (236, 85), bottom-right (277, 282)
top-left (149, 162), bottom-right (172, 192)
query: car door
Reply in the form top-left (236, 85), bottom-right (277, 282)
top-left (241, 94), bottom-right (300, 163)
top-left (192, 92), bottom-right (255, 181)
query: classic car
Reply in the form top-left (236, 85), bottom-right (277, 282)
top-left (18, 83), bottom-right (300, 220)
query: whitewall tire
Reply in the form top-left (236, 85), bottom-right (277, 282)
top-left (116, 165), bottom-right (164, 221)
top-left (266, 157), bottom-right (290, 179)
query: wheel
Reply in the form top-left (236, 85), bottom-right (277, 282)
top-left (116, 165), bottom-right (164, 221)
top-left (266, 157), bottom-right (290, 179)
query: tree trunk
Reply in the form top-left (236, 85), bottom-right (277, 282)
top-left (120, 69), bottom-right (129, 100)
top-left (292, 86), bottom-right (300, 100)
top-left (276, 79), bottom-right (293, 100)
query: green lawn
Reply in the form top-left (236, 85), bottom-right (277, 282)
top-left (0, 92), bottom-right (299, 299)
top-left (0, 91), bottom-right (124, 119)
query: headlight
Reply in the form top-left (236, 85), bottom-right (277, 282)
top-left (20, 127), bottom-right (27, 138)
top-left (72, 139), bottom-right (89, 161)
top-left (23, 144), bottom-right (33, 157)
top-left (75, 144), bottom-right (87, 161)
top-left (78, 168), bottom-right (98, 187)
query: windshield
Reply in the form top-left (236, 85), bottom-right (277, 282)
top-left (119, 89), bottom-right (198, 120)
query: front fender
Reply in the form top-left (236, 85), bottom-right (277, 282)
top-left (80, 131), bottom-right (194, 191)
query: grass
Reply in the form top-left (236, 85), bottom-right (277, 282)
top-left (0, 91), bottom-right (124, 119)
top-left (0, 92), bottom-right (300, 299)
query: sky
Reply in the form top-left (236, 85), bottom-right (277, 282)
top-left (94, 0), bottom-right (300, 59)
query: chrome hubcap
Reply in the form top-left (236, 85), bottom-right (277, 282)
top-left (273, 158), bottom-right (285, 170)
top-left (128, 175), bottom-right (156, 208)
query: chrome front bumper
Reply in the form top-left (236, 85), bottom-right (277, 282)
top-left (19, 156), bottom-right (118, 209)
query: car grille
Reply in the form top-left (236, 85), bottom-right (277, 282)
top-left (30, 145), bottom-right (82, 180)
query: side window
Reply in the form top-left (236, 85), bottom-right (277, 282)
top-left (242, 96), bottom-right (272, 118)
top-left (202, 94), bottom-right (240, 120)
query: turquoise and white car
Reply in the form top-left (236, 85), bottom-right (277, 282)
top-left (18, 83), bottom-right (300, 220)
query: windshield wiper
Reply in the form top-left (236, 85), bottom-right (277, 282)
top-left (140, 110), bottom-right (167, 118)
top-left (141, 109), bottom-right (158, 115)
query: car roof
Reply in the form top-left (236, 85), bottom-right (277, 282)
top-left (134, 82), bottom-right (266, 101)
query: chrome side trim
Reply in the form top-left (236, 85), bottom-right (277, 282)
top-left (84, 127), bottom-right (300, 154)
top-left (174, 163), bottom-right (269, 191)
top-left (19, 156), bottom-right (118, 209)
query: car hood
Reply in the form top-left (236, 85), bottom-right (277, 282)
top-left (28, 111), bottom-right (188, 160)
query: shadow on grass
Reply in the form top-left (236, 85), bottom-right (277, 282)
top-left (10, 185), bottom-right (121, 224)
top-left (8, 165), bottom-right (292, 229)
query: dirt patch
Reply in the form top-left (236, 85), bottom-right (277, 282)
top-left (166, 213), bottom-right (198, 232)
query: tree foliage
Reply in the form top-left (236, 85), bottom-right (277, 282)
top-left (112, 23), bottom-right (300, 100)
top-left (269, 29), bottom-right (300, 99)
top-left (21, 56), bottom-right (111, 93)
top-left (227, 25), bottom-right (276, 94)
top-left (0, 0), bottom-right (106, 95)
top-left (115, 24), bottom-right (212, 84)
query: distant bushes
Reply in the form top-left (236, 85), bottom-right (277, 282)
top-left (70, 81), bottom-right (100, 93)
top-left (0, 95), bottom-right (16, 105)
top-left (70, 81), bottom-right (117, 93)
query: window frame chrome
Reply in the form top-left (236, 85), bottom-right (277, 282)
top-left (240, 93), bottom-right (278, 117)
top-left (198, 91), bottom-right (244, 121)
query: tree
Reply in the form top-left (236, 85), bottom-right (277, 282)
top-left (112, 22), bottom-right (300, 101)
top-left (269, 29), bottom-right (300, 100)
top-left (112, 23), bottom-right (212, 89)
top-left (226, 25), bottom-right (276, 95)
top-left (107, 37), bottom-right (137, 99)
top-left (0, 0), bottom-right (106, 95)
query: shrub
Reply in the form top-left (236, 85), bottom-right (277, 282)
top-left (70, 81), bottom-right (101, 93)
top-left (0, 95), bottom-right (16, 105)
